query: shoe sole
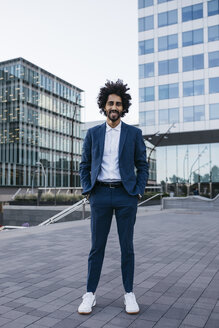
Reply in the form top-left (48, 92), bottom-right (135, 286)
top-left (78, 300), bottom-right (96, 315)
top-left (126, 310), bottom-right (140, 314)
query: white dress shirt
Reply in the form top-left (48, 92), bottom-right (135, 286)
top-left (97, 121), bottom-right (122, 182)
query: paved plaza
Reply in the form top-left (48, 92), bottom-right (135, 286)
top-left (0, 206), bottom-right (219, 328)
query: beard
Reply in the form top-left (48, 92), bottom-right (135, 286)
top-left (107, 110), bottom-right (121, 122)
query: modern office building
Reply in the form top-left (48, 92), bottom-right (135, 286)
top-left (138, 0), bottom-right (219, 195)
top-left (0, 57), bottom-right (83, 188)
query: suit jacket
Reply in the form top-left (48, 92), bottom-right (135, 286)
top-left (79, 121), bottom-right (149, 196)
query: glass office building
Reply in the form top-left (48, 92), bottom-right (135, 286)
top-left (138, 0), bottom-right (219, 195)
top-left (0, 57), bottom-right (83, 188)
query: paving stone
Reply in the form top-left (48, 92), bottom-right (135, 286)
top-left (1, 208), bottom-right (219, 328)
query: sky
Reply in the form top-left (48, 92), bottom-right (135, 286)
top-left (0, 0), bottom-right (139, 124)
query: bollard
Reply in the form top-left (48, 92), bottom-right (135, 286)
top-left (82, 202), bottom-right (85, 220)
top-left (0, 203), bottom-right (3, 226)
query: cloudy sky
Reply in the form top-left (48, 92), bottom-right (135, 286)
top-left (0, 0), bottom-right (139, 124)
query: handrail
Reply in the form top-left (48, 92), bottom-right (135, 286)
top-left (1, 193), bottom-right (163, 231)
top-left (138, 193), bottom-right (163, 206)
top-left (38, 198), bottom-right (88, 226)
top-left (11, 188), bottom-right (21, 200)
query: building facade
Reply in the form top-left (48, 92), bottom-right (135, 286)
top-left (138, 0), bottom-right (219, 195)
top-left (0, 58), bottom-right (83, 188)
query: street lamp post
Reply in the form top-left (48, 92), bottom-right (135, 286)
top-left (147, 123), bottom-right (176, 167)
top-left (187, 146), bottom-right (207, 196)
top-left (36, 161), bottom-right (47, 193)
top-left (70, 94), bottom-right (79, 194)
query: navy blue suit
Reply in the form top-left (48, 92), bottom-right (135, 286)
top-left (80, 121), bottom-right (148, 293)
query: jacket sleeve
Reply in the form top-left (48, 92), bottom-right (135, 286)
top-left (134, 129), bottom-right (149, 195)
top-left (79, 129), bottom-right (92, 195)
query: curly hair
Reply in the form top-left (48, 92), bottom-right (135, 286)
top-left (97, 79), bottom-right (132, 117)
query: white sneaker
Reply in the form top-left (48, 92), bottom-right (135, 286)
top-left (78, 292), bottom-right (96, 314)
top-left (124, 292), bottom-right (140, 314)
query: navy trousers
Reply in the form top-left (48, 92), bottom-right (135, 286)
top-left (87, 184), bottom-right (138, 293)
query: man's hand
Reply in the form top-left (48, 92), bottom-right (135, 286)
top-left (137, 194), bottom-right (142, 200)
top-left (85, 193), bottom-right (91, 200)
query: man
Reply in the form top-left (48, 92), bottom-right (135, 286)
top-left (78, 79), bottom-right (149, 315)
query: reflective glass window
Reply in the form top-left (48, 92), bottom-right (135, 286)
top-left (183, 106), bottom-right (193, 122)
top-left (158, 9), bottom-right (177, 27)
top-left (183, 105), bottom-right (205, 122)
top-left (194, 105), bottom-right (205, 121)
top-left (138, 39), bottom-right (154, 55)
top-left (159, 83), bottom-right (178, 100)
top-left (159, 108), bottom-right (179, 124)
top-left (183, 54), bottom-right (204, 72)
top-left (209, 103), bottom-right (219, 119)
top-left (182, 3), bottom-right (203, 22)
top-left (208, 0), bottom-right (219, 16)
top-left (158, 34), bottom-right (178, 51)
top-left (145, 87), bottom-right (155, 101)
top-left (182, 28), bottom-right (203, 47)
top-left (159, 109), bottom-right (168, 124)
top-left (169, 83), bottom-right (179, 99)
top-left (145, 111), bottom-right (155, 125)
top-left (138, 0), bottom-right (153, 9)
top-left (158, 58), bottom-right (178, 75)
top-left (209, 51), bottom-right (219, 67)
top-left (139, 63), bottom-right (154, 79)
top-left (138, 15), bottom-right (154, 32)
top-left (169, 108), bottom-right (179, 123)
top-left (209, 77), bottom-right (219, 93)
top-left (158, 0), bottom-right (173, 3)
top-left (208, 25), bottom-right (219, 42)
top-left (194, 80), bottom-right (204, 95)
top-left (183, 81), bottom-right (193, 97)
top-left (139, 87), bottom-right (155, 102)
top-left (183, 80), bottom-right (204, 97)
top-left (139, 111), bottom-right (145, 125)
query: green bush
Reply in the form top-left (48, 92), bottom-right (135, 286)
top-left (14, 194), bottom-right (37, 201)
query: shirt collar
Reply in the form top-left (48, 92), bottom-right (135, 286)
top-left (106, 121), bottom-right (121, 132)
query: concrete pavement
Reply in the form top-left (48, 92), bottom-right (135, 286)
top-left (0, 206), bottom-right (218, 328)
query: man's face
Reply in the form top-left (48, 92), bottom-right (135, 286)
top-left (104, 94), bottom-right (123, 122)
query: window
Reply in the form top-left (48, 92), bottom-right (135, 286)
top-left (138, 15), bottom-right (154, 32)
top-left (139, 87), bottom-right (155, 102)
top-left (159, 108), bottom-right (179, 124)
top-left (139, 39), bottom-right (154, 55)
top-left (208, 0), bottom-right (219, 16)
top-left (139, 111), bottom-right (155, 126)
top-left (159, 83), bottom-right (179, 100)
top-left (158, 34), bottom-right (178, 51)
top-left (182, 28), bottom-right (203, 47)
top-left (183, 54), bottom-right (204, 72)
top-left (158, 0), bottom-right (173, 3)
top-left (209, 51), bottom-right (219, 67)
top-left (208, 25), bottom-right (219, 42)
top-left (158, 58), bottom-right (178, 75)
top-left (145, 111), bottom-right (155, 126)
top-left (209, 77), bottom-right (219, 94)
top-left (139, 63), bottom-right (154, 79)
top-left (209, 103), bottom-right (219, 120)
top-left (182, 3), bottom-right (203, 22)
top-left (183, 105), bottom-right (205, 122)
top-left (138, 0), bottom-right (153, 9)
top-left (183, 80), bottom-right (204, 97)
top-left (158, 9), bottom-right (177, 27)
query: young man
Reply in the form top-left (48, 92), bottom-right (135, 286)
top-left (78, 80), bottom-right (149, 314)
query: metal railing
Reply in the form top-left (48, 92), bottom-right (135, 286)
top-left (0, 193), bottom-right (163, 230)
top-left (38, 198), bottom-right (88, 226)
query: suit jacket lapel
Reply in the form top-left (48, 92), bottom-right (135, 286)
top-left (119, 121), bottom-right (128, 158)
top-left (99, 122), bottom-right (106, 161)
